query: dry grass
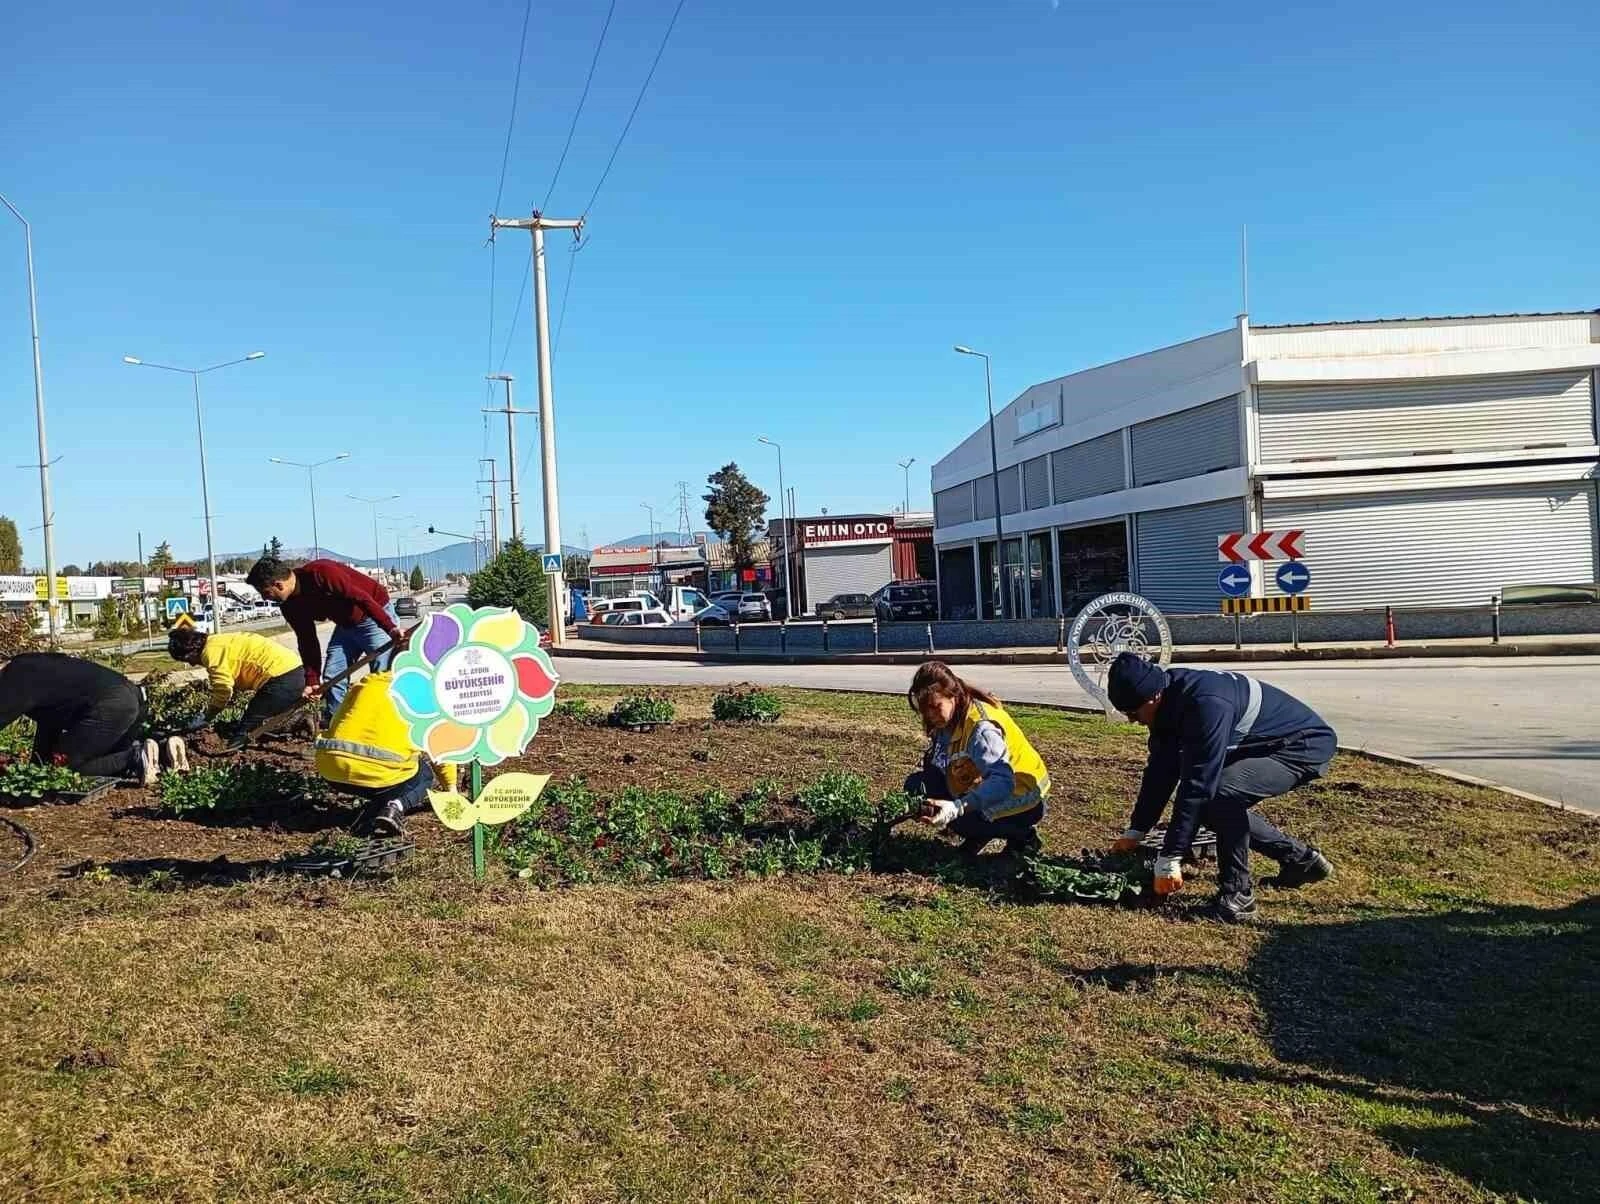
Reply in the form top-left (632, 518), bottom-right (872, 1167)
top-left (2, 686), bottom-right (1597, 1203)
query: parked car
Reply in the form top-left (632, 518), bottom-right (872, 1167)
top-left (609, 609), bottom-right (671, 626)
top-left (731, 592), bottom-right (771, 621)
top-left (875, 580), bottom-right (937, 622)
top-left (395, 596), bottom-right (420, 619)
top-left (816, 592), bottom-right (875, 620)
top-left (678, 603), bottom-right (734, 627)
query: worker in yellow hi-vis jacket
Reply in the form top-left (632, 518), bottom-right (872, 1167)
top-left (315, 671), bottom-right (454, 836)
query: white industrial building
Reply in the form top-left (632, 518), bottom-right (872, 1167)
top-left (930, 310), bottom-right (1600, 618)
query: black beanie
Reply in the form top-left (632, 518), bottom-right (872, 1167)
top-left (1107, 652), bottom-right (1169, 713)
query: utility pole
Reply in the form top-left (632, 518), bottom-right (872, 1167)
top-left (898, 457), bottom-right (917, 516)
top-left (477, 459), bottom-right (500, 556)
top-left (483, 374), bottom-right (534, 543)
top-left (490, 210), bottom-right (583, 647)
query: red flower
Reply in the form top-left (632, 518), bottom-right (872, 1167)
top-left (51, 753), bottom-right (69, 767)
top-left (593, 836), bottom-right (609, 849)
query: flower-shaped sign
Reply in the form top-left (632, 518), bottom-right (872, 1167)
top-left (388, 604), bottom-right (559, 765)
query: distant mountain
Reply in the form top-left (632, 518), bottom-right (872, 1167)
top-left (210, 541), bottom-right (588, 579)
top-left (602, 530), bottom-right (713, 549)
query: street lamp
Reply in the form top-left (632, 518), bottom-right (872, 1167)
top-left (757, 436), bottom-right (793, 620)
top-left (1, 193), bottom-right (60, 640)
top-left (640, 502), bottom-right (657, 583)
top-left (269, 452), bottom-right (349, 560)
top-left (428, 524), bottom-right (487, 573)
top-left (897, 456), bottom-right (917, 516)
top-left (381, 513), bottom-right (416, 584)
top-left (124, 350), bottom-right (266, 628)
top-left (349, 493), bottom-right (400, 572)
top-left (954, 345), bottom-right (1007, 619)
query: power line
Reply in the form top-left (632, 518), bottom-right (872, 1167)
top-left (554, 235), bottom-right (589, 354)
top-left (542, 0), bottom-right (618, 213)
top-left (492, 0), bottom-right (535, 215)
top-left (582, 0), bottom-right (689, 218)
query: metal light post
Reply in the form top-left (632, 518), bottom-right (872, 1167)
top-left (954, 346), bottom-right (1006, 619)
top-left (381, 513), bottom-right (416, 586)
top-left (640, 502), bottom-right (657, 588)
top-left (349, 493), bottom-right (400, 575)
top-left (897, 457), bottom-right (917, 515)
top-left (757, 436), bottom-right (792, 620)
top-left (124, 350), bottom-right (265, 629)
top-left (1, 193), bottom-right (60, 639)
top-left (428, 524), bottom-right (486, 573)
top-left (269, 452), bottom-right (349, 560)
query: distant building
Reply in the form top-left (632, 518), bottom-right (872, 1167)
top-left (589, 543), bottom-right (708, 599)
top-left (931, 310), bottom-right (1600, 619)
top-left (768, 512), bottom-right (934, 615)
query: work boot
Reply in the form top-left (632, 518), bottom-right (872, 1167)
top-left (1211, 889), bottom-right (1258, 925)
top-left (1273, 850), bottom-right (1333, 889)
top-left (1004, 830), bottom-right (1043, 858)
top-left (161, 737), bottom-right (189, 773)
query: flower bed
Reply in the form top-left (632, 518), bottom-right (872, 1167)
top-left (155, 762), bottom-right (330, 818)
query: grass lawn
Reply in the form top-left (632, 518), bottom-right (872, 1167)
top-left (1, 685), bottom-right (1596, 1203)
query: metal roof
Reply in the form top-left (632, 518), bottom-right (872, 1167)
top-left (1255, 309), bottom-right (1599, 331)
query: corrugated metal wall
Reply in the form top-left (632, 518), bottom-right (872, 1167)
top-left (1134, 497), bottom-right (1245, 613)
top-left (934, 483), bottom-right (973, 528)
top-left (1262, 480), bottom-right (1597, 608)
top-left (1257, 371), bottom-right (1596, 463)
top-left (1131, 397), bottom-right (1241, 487)
top-left (1023, 455), bottom-right (1050, 510)
top-left (973, 474), bottom-right (997, 521)
top-left (998, 466), bottom-right (1022, 514)
top-left (803, 545), bottom-right (895, 612)
top-left (1052, 430), bottom-right (1126, 502)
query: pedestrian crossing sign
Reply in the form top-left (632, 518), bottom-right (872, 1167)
top-left (542, 554), bottom-right (562, 574)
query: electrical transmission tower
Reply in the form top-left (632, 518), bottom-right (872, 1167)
top-left (674, 480), bottom-right (693, 545)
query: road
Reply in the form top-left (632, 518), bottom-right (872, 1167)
top-left (552, 654), bottom-right (1600, 815)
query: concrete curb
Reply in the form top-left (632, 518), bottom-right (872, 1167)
top-left (553, 640), bottom-right (1600, 667)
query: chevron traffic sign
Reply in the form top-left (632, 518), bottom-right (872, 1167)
top-left (1217, 529), bottom-right (1305, 563)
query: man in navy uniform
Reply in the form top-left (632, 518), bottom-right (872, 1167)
top-left (1106, 652), bottom-right (1335, 923)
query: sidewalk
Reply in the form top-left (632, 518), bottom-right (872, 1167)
top-left (553, 632), bottom-right (1600, 666)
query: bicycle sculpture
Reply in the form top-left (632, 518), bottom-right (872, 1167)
top-left (1066, 592), bottom-right (1173, 715)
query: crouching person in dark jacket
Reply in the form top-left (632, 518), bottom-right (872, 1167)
top-left (1106, 652), bottom-right (1336, 923)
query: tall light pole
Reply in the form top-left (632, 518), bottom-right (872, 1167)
top-left (490, 211), bottom-right (583, 647)
top-left (124, 350), bottom-right (265, 628)
top-left (1, 193), bottom-right (59, 640)
top-left (269, 452), bottom-right (349, 560)
top-left (897, 457), bottom-right (917, 516)
top-left (954, 346), bottom-right (1007, 620)
top-left (349, 493), bottom-right (400, 574)
top-left (640, 502), bottom-right (657, 584)
top-left (482, 374), bottom-right (533, 542)
top-left (381, 512), bottom-right (415, 583)
top-left (757, 436), bottom-right (792, 620)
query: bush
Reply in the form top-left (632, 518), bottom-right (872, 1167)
top-left (466, 537), bottom-right (549, 629)
top-left (610, 693), bottom-right (676, 727)
top-left (711, 687), bottom-right (783, 724)
top-left (156, 762), bottom-right (328, 817)
top-left (553, 699), bottom-right (604, 725)
top-left (93, 598), bottom-right (124, 640)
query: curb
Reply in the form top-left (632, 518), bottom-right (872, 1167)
top-left (552, 640), bottom-right (1600, 666)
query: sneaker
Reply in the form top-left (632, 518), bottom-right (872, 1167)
top-left (1273, 850), bottom-right (1333, 889)
top-left (356, 799), bottom-right (407, 838)
top-left (161, 737), bottom-right (189, 773)
top-left (1004, 830), bottom-right (1043, 858)
top-left (956, 835), bottom-right (990, 860)
top-left (134, 738), bottom-right (160, 787)
top-left (1211, 889), bottom-right (1259, 924)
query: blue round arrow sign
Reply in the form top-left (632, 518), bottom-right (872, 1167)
top-left (1276, 561), bottom-right (1311, 595)
top-left (1218, 564), bottom-right (1252, 598)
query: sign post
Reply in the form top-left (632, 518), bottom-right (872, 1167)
top-left (389, 603), bottom-right (560, 878)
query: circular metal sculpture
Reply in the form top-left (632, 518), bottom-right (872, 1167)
top-left (1067, 592), bottom-right (1173, 715)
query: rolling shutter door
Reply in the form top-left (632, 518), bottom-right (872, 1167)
top-left (935, 484), bottom-right (973, 528)
top-left (1023, 456), bottom-right (1051, 510)
top-left (999, 466), bottom-right (1022, 514)
top-left (1257, 371), bottom-right (1595, 463)
top-left (803, 545), bottom-right (895, 613)
top-left (1262, 479), bottom-right (1597, 609)
top-left (1052, 430), bottom-right (1125, 502)
top-left (1134, 498), bottom-right (1244, 613)
top-left (1131, 397), bottom-right (1241, 487)
top-left (974, 474), bottom-right (997, 521)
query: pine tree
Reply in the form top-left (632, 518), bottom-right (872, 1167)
top-left (465, 538), bottom-right (549, 628)
top-left (268, 536), bottom-right (284, 559)
top-left (409, 565), bottom-right (425, 592)
top-left (0, 515), bottom-right (21, 574)
top-left (703, 463), bottom-right (769, 572)
top-left (147, 541), bottom-right (175, 576)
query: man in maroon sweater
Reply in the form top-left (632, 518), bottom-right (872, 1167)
top-left (246, 556), bottom-right (403, 718)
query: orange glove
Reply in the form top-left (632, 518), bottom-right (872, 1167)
top-left (1111, 827), bottom-right (1144, 854)
top-left (1153, 854), bottom-right (1183, 897)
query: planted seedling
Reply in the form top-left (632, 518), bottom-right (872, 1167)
top-left (711, 687), bottom-right (783, 724)
top-left (609, 693), bottom-right (676, 731)
top-left (156, 763), bottom-right (328, 817)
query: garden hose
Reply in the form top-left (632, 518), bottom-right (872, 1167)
top-left (0, 815), bottom-right (37, 875)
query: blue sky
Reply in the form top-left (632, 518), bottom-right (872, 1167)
top-left (2, 0), bottom-right (1595, 567)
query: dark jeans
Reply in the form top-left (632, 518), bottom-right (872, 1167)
top-left (904, 768), bottom-right (1044, 845)
top-left (32, 686), bottom-right (146, 777)
top-left (1210, 734), bottom-right (1333, 894)
top-left (337, 760), bottom-right (432, 814)
top-left (234, 668), bottom-right (307, 734)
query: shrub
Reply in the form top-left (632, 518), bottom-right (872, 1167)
top-left (610, 693), bottom-right (675, 727)
top-left (156, 762), bottom-right (327, 817)
top-left (711, 687), bottom-right (783, 724)
top-left (141, 671), bottom-right (211, 736)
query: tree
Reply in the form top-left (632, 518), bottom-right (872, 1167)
top-left (94, 597), bottom-right (124, 640)
top-left (0, 515), bottom-right (20, 574)
top-left (147, 541), bottom-right (174, 576)
top-left (409, 565), bottom-right (425, 592)
top-left (267, 536), bottom-right (284, 560)
top-left (60, 564), bottom-right (83, 576)
top-left (466, 538), bottom-right (549, 629)
top-left (703, 463), bottom-right (769, 572)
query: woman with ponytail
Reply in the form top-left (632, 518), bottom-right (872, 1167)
top-left (905, 660), bottom-right (1051, 858)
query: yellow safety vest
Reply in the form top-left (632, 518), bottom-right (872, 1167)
top-left (947, 700), bottom-right (1051, 818)
top-left (314, 672), bottom-right (419, 790)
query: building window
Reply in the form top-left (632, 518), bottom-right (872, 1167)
top-left (1016, 397), bottom-right (1061, 440)
top-left (938, 546), bottom-right (976, 620)
top-left (1002, 538), bottom-right (1024, 619)
top-left (1057, 521), bottom-right (1129, 615)
top-left (1027, 532), bottom-right (1055, 618)
top-left (978, 541), bottom-right (997, 620)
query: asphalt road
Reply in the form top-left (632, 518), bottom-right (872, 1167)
top-left (552, 654), bottom-right (1600, 815)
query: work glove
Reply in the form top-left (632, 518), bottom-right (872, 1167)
top-left (1153, 854), bottom-right (1184, 897)
top-left (1111, 827), bottom-right (1145, 854)
top-left (920, 799), bottom-right (960, 831)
